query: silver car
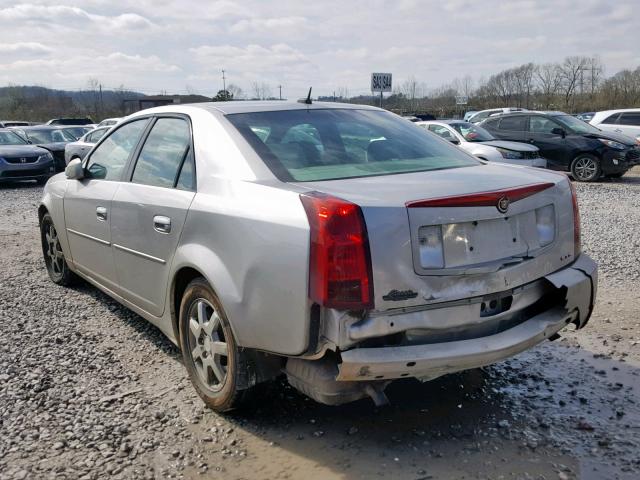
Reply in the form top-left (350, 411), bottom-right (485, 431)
top-left (64, 126), bottom-right (111, 165)
top-left (417, 120), bottom-right (547, 167)
top-left (39, 102), bottom-right (597, 412)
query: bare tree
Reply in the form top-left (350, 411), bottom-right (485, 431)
top-left (536, 63), bottom-right (562, 109)
top-left (226, 84), bottom-right (245, 100)
top-left (559, 56), bottom-right (589, 108)
top-left (251, 82), bottom-right (272, 100)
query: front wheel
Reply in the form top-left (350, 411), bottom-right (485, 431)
top-left (179, 278), bottom-right (255, 412)
top-left (571, 154), bottom-right (601, 182)
top-left (40, 213), bottom-right (76, 286)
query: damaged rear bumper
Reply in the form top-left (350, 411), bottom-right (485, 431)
top-left (337, 254), bottom-right (597, 382)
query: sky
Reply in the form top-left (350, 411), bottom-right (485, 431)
top-left (0, 0), bottom-right (638, 98)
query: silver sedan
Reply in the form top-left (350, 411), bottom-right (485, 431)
top-left (39, 101), bottom-right (597, 411)
top-left (64, 126), bottom-right (111, 165)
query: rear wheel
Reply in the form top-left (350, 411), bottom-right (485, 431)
top-left (40, 213), bottom-right (76, 286)
top-left (571, 154), bottom-right (601, 182)
top-left (179, 278), bottom-right (255, 412)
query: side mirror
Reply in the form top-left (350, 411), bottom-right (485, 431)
top-left (448, 137), bottom-right (460, 145)
top-left (551, 127), bottom-right (566, 138)
top-left (65, 158), bottom-right (84, 180)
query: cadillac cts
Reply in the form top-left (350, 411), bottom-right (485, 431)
top-left (39, 101), bottom-right (597, 411)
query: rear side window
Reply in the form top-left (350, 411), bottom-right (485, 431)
top-left (86, 119), bottom-right (148, 180)
top-left (619, 113), bottom-right (640, 126)
top-left (499, 116), bottom-right (526, 131)
top-left (131, 118), bottom-right (191, 188)
top-left (427, 124), bottom-right (456, 140)
top-left (227, 109), bottom-right (478, 182)
top-left (482, 117), bottom-right (500, 128)
top-left (601, 113), bottom-right (620, 124)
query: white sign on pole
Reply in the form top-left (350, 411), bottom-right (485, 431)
top-left (371, 73), bottom-right (392, 93)
top-left (456, 95), bottom-right (468, 105)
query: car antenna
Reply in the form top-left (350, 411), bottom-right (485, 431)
top-left (298, 87), bottom-right (312, 105)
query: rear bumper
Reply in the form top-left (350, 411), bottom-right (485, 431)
top-left (336, 254), bottom-right (597, 382)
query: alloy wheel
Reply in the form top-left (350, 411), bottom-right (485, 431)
top-left (45, 224), bottom-right (64, 277)
top-left (187, 299), bottom-right (229, 391)
top-left (573, 156), bottom-right (598, 181)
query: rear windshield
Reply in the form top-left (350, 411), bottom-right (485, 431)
top-left (227, 109), bottom-right (479, 181)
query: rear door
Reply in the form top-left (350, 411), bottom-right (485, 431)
top-left (64, 118), bottom-right (150, 291)
top-left (616, 112), bottom-right (640, 138)
top-left (110, 115), bottom-right (196, 316)
top-left (491, 115), bottom-right (527, 141)
top-left (526, 115), bottom-right (570, 170)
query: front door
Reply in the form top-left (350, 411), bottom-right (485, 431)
top-left (526, 115), bottom-right (569, 170)
top-left (63, 118), bottom-right (150, 291)
top-left (110, 116), bottom-right (196, 316)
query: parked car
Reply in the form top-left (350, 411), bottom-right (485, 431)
top-left (463, 111), bottom-right (479, 121)
top-left (18, 126), bottom-right (78, 172)
top-left (0, 128), bottom-right (55, 184)
top-left (480, 111), bottom-right (640, 181)
top-left (590, 109), bottom-right (640, 140)
top-left (97, 117), bottom-right (122, 128)
top-left (468, 107), bottom-right (528, 124)
top-left (39, 101), bottom-right (597, 412)
top-left (417, 120), bottom-right (546, 167)
top-left (576, 112), bottom-right (595, 122)
top-left (0, 120), bottom-right (31, 128)
top-left (45, 117), bottom-right (94, 126)
top-left (64, 126), bottom-right (111, 164)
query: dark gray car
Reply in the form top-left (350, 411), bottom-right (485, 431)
top-left (0, 129), bottom-right (55, 184)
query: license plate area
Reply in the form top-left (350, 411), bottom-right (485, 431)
top-left (441, 212), bottom-right (534, 268)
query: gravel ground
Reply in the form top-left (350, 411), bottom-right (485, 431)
top-left (1, 168), bottom-right (639, 480)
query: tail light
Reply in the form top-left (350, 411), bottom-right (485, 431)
top-left (568, 179), bottom-right (581, 256)
top-left (300, 192), bottom-right (374, 310)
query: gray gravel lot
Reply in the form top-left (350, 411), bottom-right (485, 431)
top-left (1, 168), bottom-right (639, 480)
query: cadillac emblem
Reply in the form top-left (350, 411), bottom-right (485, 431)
top-left (497, 196), bottom-right (510, 213)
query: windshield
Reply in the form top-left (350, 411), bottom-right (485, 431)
top-left (554, 115), bottom-right (601, 134)
top-left (0, 130), bottom-right (28, 145)
top-left (449, 122), bottom-right (495, 142)
top-left (227, 109), bottom-right (479, 182)
top-left (26, 129), bottom-right (76, 144)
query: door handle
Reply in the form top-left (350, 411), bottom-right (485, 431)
top-left (614, 129), bottom-right (622, 133)
top-left (96, 206), bottom-right (107, 221)
top-left (153, 215), bottom-right (171, 234)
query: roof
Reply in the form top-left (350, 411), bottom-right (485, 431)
top-left (140, 100), bottom-right (381, 116)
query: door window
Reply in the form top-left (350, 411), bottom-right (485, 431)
top-left (601, 113), bottom-right (620, 124)
top-left (618, 113), bottom-right (640, 126)
top-left (87, 128), bottom-right (107, 143)
top-left (529, 116), bottom-right (561, 134)
top-left (85, 119), bottom-right (148, 180)
top-left (131, 118), bottom-right (191, 188)
top-left (498, 116), bottom-right (526, 131)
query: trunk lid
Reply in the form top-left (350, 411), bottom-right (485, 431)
top-left (295, 163), bottom-right (576, 312)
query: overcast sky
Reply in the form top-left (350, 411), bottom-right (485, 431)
top-left (0, 0), bottom-right (638, 98)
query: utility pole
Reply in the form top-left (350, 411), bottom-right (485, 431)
top-left (222, 69), bottom-right (226, 94)
top-left (278, 85), bottom-right (282, 100)
top-left (99, 84), bottom-right (103, 115)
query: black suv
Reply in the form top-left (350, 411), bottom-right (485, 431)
top-left (480, 111), bottom-right (640, 181)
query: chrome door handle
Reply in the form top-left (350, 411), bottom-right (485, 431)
top-left (153, 215), bottom-right (171, 234)
top-left (614, 129), bottom-right (622, 133)
top-left (96, 206), bottom-right (107, 221)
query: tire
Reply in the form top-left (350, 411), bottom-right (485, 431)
top-left (570, 154), bottom-right (601, 182)
top-left (179, 278), bottom-right (255, 412)
top-left (40, 213), bottom-right (76, 286)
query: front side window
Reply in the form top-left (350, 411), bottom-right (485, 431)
top-left (85, 119), bottom-right (148, 180)
top-left (554, 115), bottom-right (601, 134)
top-left (87, 128), bottom-right (108, 143)
top-left (619, 113), bottom-right (640, 126)
top-left (427, 124), bottom-right (457, 141)
top-left (227, 109), bottom-right (479, 182)
top-left (529, 116), bottom-right (562, 134)
top-left (131, 118), bottom-right (191, 188)
top-left (498, 116), bottom-right (526, 131)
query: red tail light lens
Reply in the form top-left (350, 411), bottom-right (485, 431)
top-left (300, 192), bottom-right (374, 310)
top-left (568, 179), bottom-right (581, 256)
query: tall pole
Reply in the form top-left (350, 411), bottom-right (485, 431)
top-left (222, 69), bottom-right (226, 93)
top-left (278, 85), bottom-right (282, 100)
top-left (379, 91), bottom-right (383, 108)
